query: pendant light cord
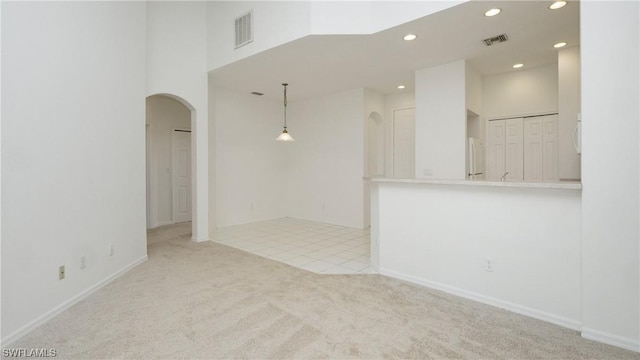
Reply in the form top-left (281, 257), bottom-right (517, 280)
top-left (283, 83), bottom-right (288, 130)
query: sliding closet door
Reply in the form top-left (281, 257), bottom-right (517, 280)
top-left (524, 117), bottom-right (544, 181)
top-left (486, 120), bottom-right (506, 180)
top-left (504, 118), bottom-right (524, 181)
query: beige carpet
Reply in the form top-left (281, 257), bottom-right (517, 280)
top-left (11, 222), bottom-right (638, 359)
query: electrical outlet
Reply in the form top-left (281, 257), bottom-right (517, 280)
top-left (80, 256), bottom-right (86, 269)
top-left (59, 265), bottom-right (65, 280)
top-left (109, 244), bottom-right (114, 257)
top-left (485, 258), bottom-right (493, 272)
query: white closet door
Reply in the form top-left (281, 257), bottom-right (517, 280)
top-left (505, 118), bottom-right (524, 181)
top-left (542, 114), bottom-right (559, 181)
top-left (486, 120), bottom-right (506, 180)
top-left (524, 117), bottom-right (543, 181)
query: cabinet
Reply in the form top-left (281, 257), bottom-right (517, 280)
top-left (487, 114), bottom-right (558, 182)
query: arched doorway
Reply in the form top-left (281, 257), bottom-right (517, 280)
top-left (145, 94), bottom-right (196, 235)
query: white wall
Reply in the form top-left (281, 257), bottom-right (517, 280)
top-left (212, 88), bottom-right (287, 228)
top-left (208, 78), bottom-right (217, 232)
top-left (310, 2), bottom-right (372, 35)
top-left (286, 89), bottom-right (365, 229)
top-left (365, 93), bottom-right (386, 178)
top-left (465, 63), bottom-right (483, 117)
top-left (146, 1), bottom-right (209, 241)
top-left (369, 1), bottom-right (464, 34)
top-left (558, 47), bottom-right (581, 181)
top-left (146, 95), bottom-right (191, 228)
top-left (0, 2), bottom-right (4, 341)
top-left (207, 1), bottom-right (311, 71)
top-left (375, 182), bottom-right (582, 330)
top-left (415, 60), bottom-right (466, 180)
top-left (483, 64), bottom-right (558, 119)
top-left (384, 92), bottom-right (415, 179)
top-left (580, 1), bottom-right (639, 351)
top-left (309, 1), bottom-right (464, 35)
top-left (1, 1), bottom-right (147, 343)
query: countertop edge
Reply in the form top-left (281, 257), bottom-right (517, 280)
top-left (363, 177), bottom-right (582, 190)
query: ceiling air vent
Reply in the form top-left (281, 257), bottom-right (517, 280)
top-left (234, 10), bottom-right (253, 49)
top-left (483, 33), bottom-right (509, 46)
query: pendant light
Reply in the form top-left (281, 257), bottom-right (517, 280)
top-left (276, 83), bottom-right (295, 142)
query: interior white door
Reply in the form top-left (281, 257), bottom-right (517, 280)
top-left (486, 120), bottom-right (506, 180)
top-left (172, 130), bottom-right (192, 223)
top-left (505, 118), bottom-right (524, 181)
top-left (524, 117), bottom-right (543, 181)
top-left (393, 108), bottom-right (415, 178)
top-left (542, 114), bottom-right (559, 182)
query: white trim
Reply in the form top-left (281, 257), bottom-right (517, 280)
top-left (379, 267), bottom-right (582, 331)
top-left (486, 110), bottom-right (559, 122)
top-left (1, 255), bottom-right (148, 347)
top-left (145, 123), bottom-right (152, 229)
top-left (148, 220), bottom-right (174, 229)
top-left (147, 122), bottom-right (159, 231)
top-left (581, 328), bottom-right (640, 353)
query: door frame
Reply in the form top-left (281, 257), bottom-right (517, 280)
top-left (145, 123), bottom-right (152, 228)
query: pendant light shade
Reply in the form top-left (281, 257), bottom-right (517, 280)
top-left (276, 83), bottom-right (295, 142)
top-left (276, 129), bottom-right (294, 142)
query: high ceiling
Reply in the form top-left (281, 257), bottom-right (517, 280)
top-left (209, 1), bottom-right (580, 102)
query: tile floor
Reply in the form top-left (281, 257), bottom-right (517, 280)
top-left (211, 218), bottom-right (375, 275)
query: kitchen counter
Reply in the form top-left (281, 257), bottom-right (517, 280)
top-left (364, 177), bottom-right (582, 190)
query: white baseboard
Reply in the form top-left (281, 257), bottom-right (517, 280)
top-left (582, 327), bottom-right (640, 353)
top-left (191, 236), bottom-right (210, 242)
top-left (148, 220), bottom-right (173, 229)
top-left (379, 267), bottom-right (582, 331)
top-left (1, 255), bottom-right (148, 347)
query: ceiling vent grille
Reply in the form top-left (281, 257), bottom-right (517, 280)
top-left (234, 10), bottom-right (253, 49)
top-left (483, 33), bottom-right (509, 46)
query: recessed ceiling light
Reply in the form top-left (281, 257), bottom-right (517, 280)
top-left (403, 34), bottom-right (417, 41)
top-left (513, 63), bottom-right (524, 69)
top-left (397, 85), bottom-right (406, 89)
top-left (554, 42), bottom-right (567, 48)
top-left (549, 1), bottom-right (567, 10)
top-left (484, 8), bottom-right (501, 17)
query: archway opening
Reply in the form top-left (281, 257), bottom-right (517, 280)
top-left (145, 94), bottom-right (196, 237)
